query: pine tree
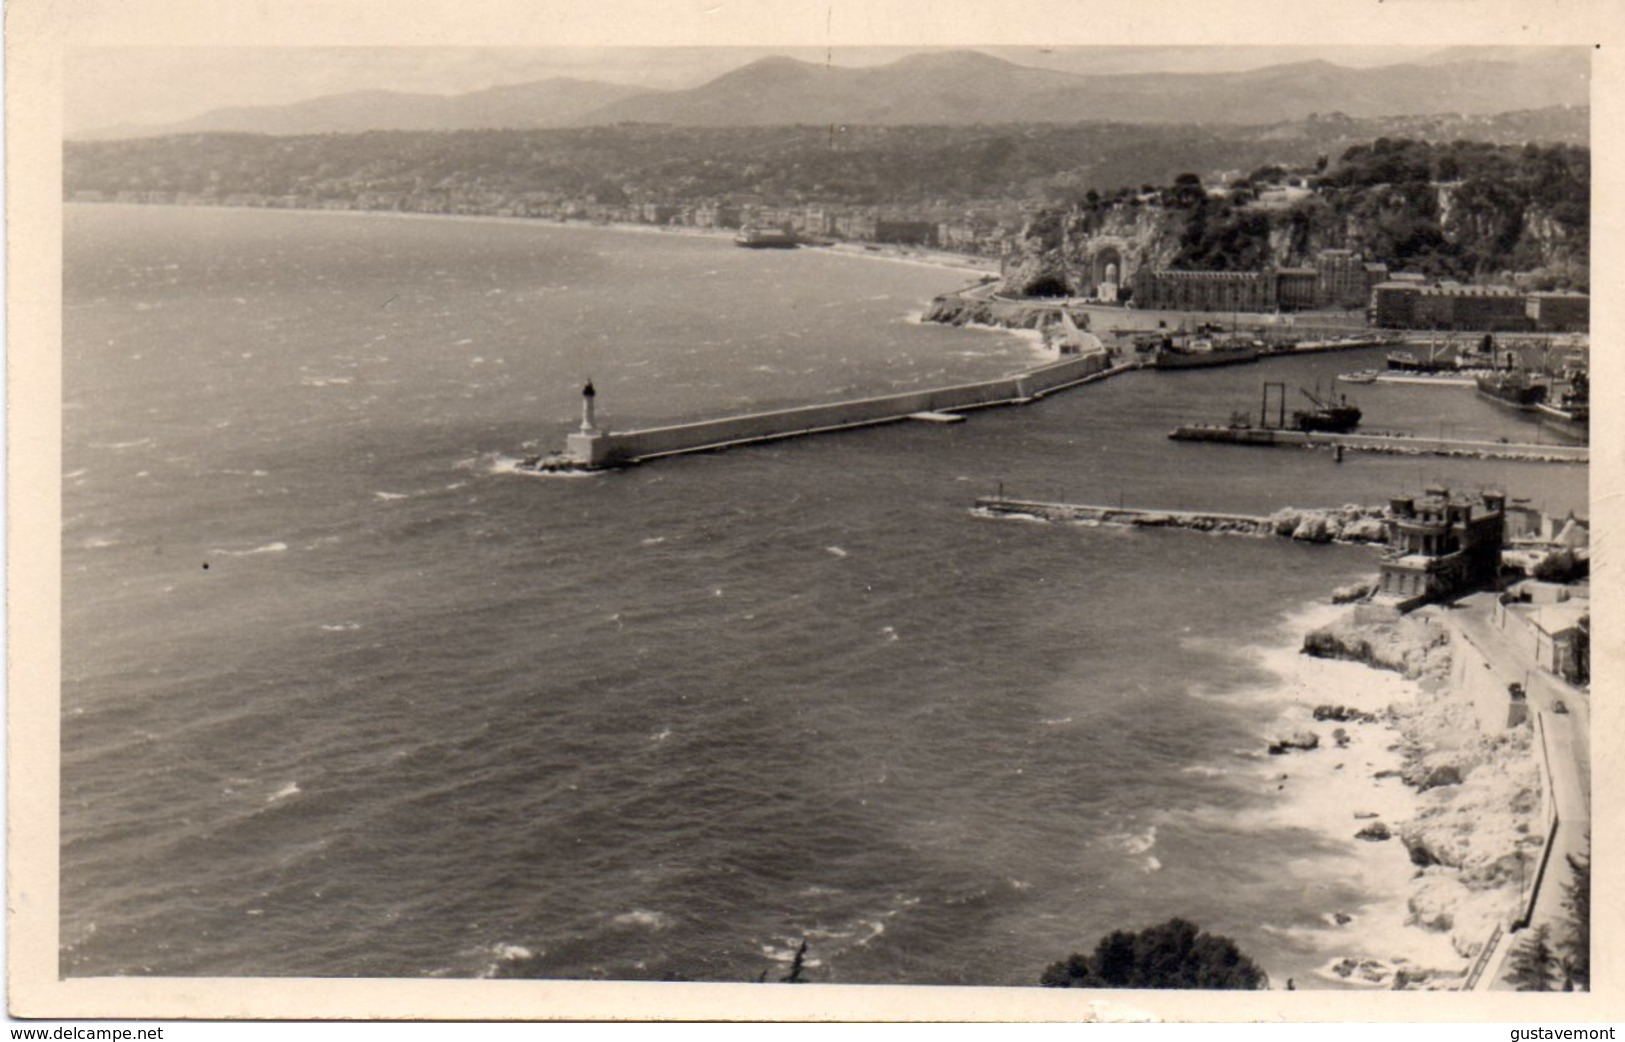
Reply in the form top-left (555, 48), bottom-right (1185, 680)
top-left (1041, 918), bottom-right (1267, 990)
top-left (1505, 925), bottom-right (1560, 991)
top-left (1560, 845), bottom-right (1590, 991)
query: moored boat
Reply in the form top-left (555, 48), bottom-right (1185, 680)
top-left (1475, 370), bottom-right (1548, 411)
top-left (1152, 338), bottom-right (1260, 370)
top-left (1292, 387), bottom-right (1362, 433)
top-left (1535, 372), bottom-right (1589, 442)
top-left (734, 226), bottom-right (799, 249)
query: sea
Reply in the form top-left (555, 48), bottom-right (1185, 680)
top-left (60, 204), bottom-right (1587, 986)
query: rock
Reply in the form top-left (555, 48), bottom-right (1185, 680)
top-left (1291, 514), bottom-right (1334, 543)
top-left (1341, 517), bottom-right (1390, 543)
top-left (1332, 579), bottom-right (1376, 603)
top-left (1334, 912), bottom-right (1354, 926)
top-left (1267, 730), bottom-right (1320, 755)
top-left (1411, 763), bottom-right (1465, 792)
top-left (1355, 821), bottom-right (1392, 841)
top-left (1314, 704), bottom-right (1378, 724)
top-left (1401, 833), bottom-right (1443, 867)
top-left (1301, 605), bottom-right (1450, 679)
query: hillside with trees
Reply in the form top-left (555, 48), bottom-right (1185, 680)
top-left (1006, 137), bottom-right (1589, 291)
top-left (65, 109), bottom-right (1585, 214)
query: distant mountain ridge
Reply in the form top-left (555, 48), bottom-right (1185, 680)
top-left (80, 47), bottom-right (1589, 139)
top-left (79, 77), bottom-right (658, 139)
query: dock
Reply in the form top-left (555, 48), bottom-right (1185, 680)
top-left (1168, 425), bottom-right (1587, 464)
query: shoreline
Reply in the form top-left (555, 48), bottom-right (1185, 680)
top-left (1242, 598), bottom-right (1540, 989)
top-left (69, 199), bottom-right (1001, 277)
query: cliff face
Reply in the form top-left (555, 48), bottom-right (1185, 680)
top-left (998, 160), bottom-right (1588, 297)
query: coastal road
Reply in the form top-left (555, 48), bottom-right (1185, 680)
top-left (1442, 593), bottom-right (1589, 988)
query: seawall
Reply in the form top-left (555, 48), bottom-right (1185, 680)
top-left (561, 352), bottom-right (1126, 467)
top-left (1169, 425), bottom-right (1589, 464)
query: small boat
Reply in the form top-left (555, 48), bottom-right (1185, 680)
top-left (1338, 370), bottom-right (1380, 384)
top-left (1387, 339), bottom-right (1458, 373)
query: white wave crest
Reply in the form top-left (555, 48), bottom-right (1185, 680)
top-left (211, 542), bottom-right (288, 556)
top-left (612, 910), bottom-right (673, 931)
top-left (267, 782), bottom-right (301, 803)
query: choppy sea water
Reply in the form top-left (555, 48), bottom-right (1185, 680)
top-left (60, 205), bottom-right (1586, 985)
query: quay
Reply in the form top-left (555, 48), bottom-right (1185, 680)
top-left (531, 353), bottom-right (1135, 470)
top-left (1168, 425), bottom-right (1588, 464)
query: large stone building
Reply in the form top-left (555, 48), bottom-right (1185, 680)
top-left (1315, 249), bottom-right (1370, 308)
top-left (1275, 268), bottom-right (1319, 310)
top-left (1526, 291), bottom-right (1590, 333)
top-left (1127, 249), bottom-right (1387, 313)
top-left (1129, 269), bottom-right (1277, 312)
top-left (1377, 487), bottom-right (1506, 607)
top-left (1370, 282), bottom-right (1585, 332)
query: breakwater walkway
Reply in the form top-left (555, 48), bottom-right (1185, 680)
top-left (1169, 425), bottom-right (1588, 464)
top-left (535, 353), bottom-right (1136, 470)
top-left (974, 497), bottom-right (1281, 536)
top-left (972, 497), bottom-right (1393, 550)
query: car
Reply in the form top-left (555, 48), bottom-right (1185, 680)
top-left (1553, 700), bottom-right (1569, 715)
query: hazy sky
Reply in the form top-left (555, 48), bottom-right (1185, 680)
top-left (67, 45), bottom-right (1449, 135)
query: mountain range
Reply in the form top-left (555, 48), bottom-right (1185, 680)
top-left (80, 47), bottom-right (1590, 139)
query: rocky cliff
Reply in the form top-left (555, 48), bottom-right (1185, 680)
top-left (994, 140), bottom-right (1589, 297)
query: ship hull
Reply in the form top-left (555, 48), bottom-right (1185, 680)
top-left (1475, 376), bottom-right (1547, 412)
top-left (1535, 403), bottom-right (1589, 443)
top-left (1152, 348), bottom-right (1260, 370)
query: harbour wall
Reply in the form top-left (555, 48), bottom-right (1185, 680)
top-left (1169, 425), bottom-right (1589, 464)
top-left (573, 352), bottom-right (1120, 465)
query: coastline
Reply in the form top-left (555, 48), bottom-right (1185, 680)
top-left (1240, 599), bottom-right (1541, 989)
top-left (71, 200), bottom-right (1000, 277)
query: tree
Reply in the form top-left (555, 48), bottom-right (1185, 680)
top-left (1041, 917), bottom-right (1268, 990)
top-left (1560, 845), bottom-right (1590, 990)
top-left (1505, 925), bottom-right (1560, 991)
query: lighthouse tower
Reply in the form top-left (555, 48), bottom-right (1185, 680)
top-left (580, 379), bottom-right (599, 434)
top-left (565, 379), bottom-right (611, 466)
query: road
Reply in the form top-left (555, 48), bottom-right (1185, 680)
top-left (1440, 593), bottom-right (1590, 989)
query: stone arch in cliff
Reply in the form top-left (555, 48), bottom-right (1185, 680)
top-left (1087, 243), bottom-right (1131, 301)
top-left (1090, 245), bottom-right (1125, 287)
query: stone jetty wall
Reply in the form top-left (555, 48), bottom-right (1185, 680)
top-left (580, 352), bottom-right (1118, 465)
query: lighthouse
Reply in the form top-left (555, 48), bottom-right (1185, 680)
top-left (565, 378), bottom-right (610, 467)
top-left (580, 379), bottom-right (598, 434)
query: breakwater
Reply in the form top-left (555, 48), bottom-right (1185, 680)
top-left (973, 497), bottom-right (1392, 545)
top-left (1168, 425), bottom-right (1588, 464)
top-left (542, 352), bottom-right (1130, 469)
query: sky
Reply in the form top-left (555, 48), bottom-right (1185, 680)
top-left (66, 45), bottom-right (1450, 136)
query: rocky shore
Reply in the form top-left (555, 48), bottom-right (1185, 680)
top-left (922, 290), bottom-right (1074, 332)
top-left (1279, 603), bottom-right (1542, 988)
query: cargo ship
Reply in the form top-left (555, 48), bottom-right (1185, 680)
top-left (1535, 372), bottom-right (1588, 442)
top-left (734, 226), bottom-right (800, 249)
top-left (1292, 387), bottom-right (1362, 433)
top-left (1151, 337), bottom-right (1260, 370)
top-left (1475, 370), bottom-right (1548, 411)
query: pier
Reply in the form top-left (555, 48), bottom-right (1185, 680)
top-left (1168, 425), bottom-right (1588, 464)
top-left (533, 353), bottom-right (1135, 470)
